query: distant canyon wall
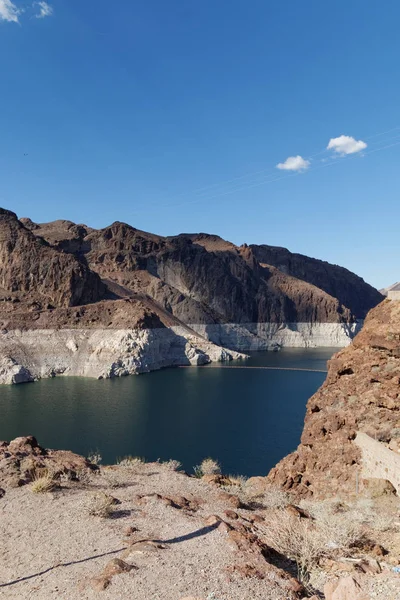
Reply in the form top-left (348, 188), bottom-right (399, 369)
top-left (187, 321), bottom-right (362, 351)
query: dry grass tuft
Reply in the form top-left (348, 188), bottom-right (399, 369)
top-left (371, 511), bottom-right (396, 532)
top-left (87, 492), bottom-right (116, 518)
top-left (30, 469), bottom-right (59, 494)
top-left (226, 474), bottom-right (248, 487)
top-left (101, 468), bottom-right (124, 489)
top-left (117, 455), bottom-right (145, 468)
top-left (259, 511), bottom-right (322, 582)
top-left (255, 484), bottom-right (290, 510)
top-left (162, 459), bottom-right (182, 471)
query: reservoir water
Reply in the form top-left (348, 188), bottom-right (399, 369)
top-left (0, 348), bottom-right (337, 476)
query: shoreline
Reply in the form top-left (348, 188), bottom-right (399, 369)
top-left (0, 321), bottom-right (357, 385)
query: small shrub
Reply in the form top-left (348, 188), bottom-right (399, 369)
top-left (259, 511), bottom-right (326, 583)
top-left (371, 512), bottom-right (396, 532)
top-left (318, 511), bottom-right (363, 550)
top-left (221, 475), bottom-right (249, 502)
top-left (75, 468), bottom-right (93, 485)
top-left (101, 468), bottom-right (123, 489)
top-left (87, 450), bottom-right (102, 465)
top-left (226, 474), bottom-right (248, 488)
top-left (257, 484), bottom-right (290, 510)
top-left (193, 465), bottom-right (203, 478)
top-left (117, 455), bottom-right (145, 467)
top-left (162, 459), bottom-right (182, 471)
top-left (259, 501), bottom-right (365, 583)
top-left (31, 469), bottom-right (59, 494)
top-left (87, 492), bottom-right (116, 518)
top-left (301, 499), bottom-right (366, 546)
top-left (200, 458), bottom-right (221, 476)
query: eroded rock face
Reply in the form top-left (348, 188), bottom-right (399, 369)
top-left (0, 435), bottom-right (96, 488)
top-left (250, 244), bottom-right (382, 320)
top-left (17, 213), bottom-right (382, 329)
top-left (267, 299), bottom-right (400, 499)
top-left (0, 209), bottom-right (105, 308)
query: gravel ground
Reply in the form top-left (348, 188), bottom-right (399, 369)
top-left (0, 464), bottom-right (296, 600)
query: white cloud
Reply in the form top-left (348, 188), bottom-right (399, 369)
top-left (276, 155), bottom-right (310, 172)
top-left (0, 0), bottom-right (21, 23)
top-left (327, 135), bottom-right (367, 155)
top-left (35, 1), bottom-right (53, 18)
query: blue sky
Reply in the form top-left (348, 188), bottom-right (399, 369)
top-left (0, 1), bottom-right (399, 289)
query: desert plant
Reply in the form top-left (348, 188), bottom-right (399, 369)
top-left (226, 474), bottom-right (248, 487)
top-left (101, 468), bottom-right (124, 489)
top-left (75, 467), bottom-right (94, 485)
top-left (87, 450), bottom-right (102, 465)
top-left (318, 511), bottom-right (363, 550)
top-left (199, 457), bottom-right (221, 476)
top-left (256, 484), bottom-right (290, 509)
top-left (162, 459), bottom-right (182, 471)
top-left (117, 455), bottom-right (145, 467)
top-left (259, 502), bottom-right (364, 583)
top-left (301, 499), bottom-right (367, 546)
top-left (193, 465), bottom-right (203, 478)
top-left (87, 492), bottom-right (116, 518)
top-left (259, 511), bottom-right (327, 582)
top-left (370, 512), bottom-right (396, 532)
top-left (30, 469), bottom-right (59, 494)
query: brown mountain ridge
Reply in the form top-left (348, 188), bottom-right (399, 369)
top-left (3, 208), bottom-right (381, 334)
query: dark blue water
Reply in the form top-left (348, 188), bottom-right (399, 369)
top-left (0, 348), bottom-right (336, 476)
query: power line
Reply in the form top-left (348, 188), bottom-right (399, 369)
top-left (168, 125), bottom-right (400, 198)
top-left (130, 125), bottom-right (400, 213)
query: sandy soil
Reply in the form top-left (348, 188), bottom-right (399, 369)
top-left (0, 464), bottom-right (296, 600)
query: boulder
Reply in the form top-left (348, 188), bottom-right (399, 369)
top-left (8, 436), bottom-right (42, 456)
top-left (324, 576), bottom-right (370, 600)
top-left (0, 436), bottom-right (96, 488)
top-left (90, 558), bottom-right (136, 591)
top-left (216, 490), bottom-right (242, 508)
top-left (224, 509), bottom-right (239, 520)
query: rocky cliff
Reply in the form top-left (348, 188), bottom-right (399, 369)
top-left (267, 297), bottom-right (400, 499)
top-left (0, 207), bottom-right (384, 383)
top-left (20, 213), bottom-right (382, 333)
top-left (0, 209), bottom-right (105, 308)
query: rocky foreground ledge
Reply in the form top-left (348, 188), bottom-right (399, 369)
top-left (0, 436), bottom-right (399, 599)
top-left (267, 298), bottom-right (400, 500)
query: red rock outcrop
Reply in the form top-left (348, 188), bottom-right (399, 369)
top-left (0, 435), bottom-right (96, 488)
top-left (267, 298), bottom-right (400, 498)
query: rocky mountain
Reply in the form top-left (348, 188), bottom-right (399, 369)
top-left (20, 212), bottom-right (382, 330)
top-left (0, 208), bottom-right (105, 308)
top-left (249, 244), bottom-right (380, 319)
top-left (267, 297), bottom-right (400, 499)
top-left (0, 207), bottom-right (384, 383)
